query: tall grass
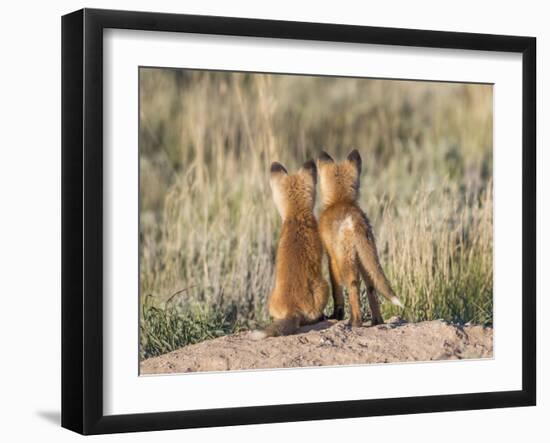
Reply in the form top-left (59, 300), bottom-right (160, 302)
top-left (139, 68), bottom-right (493, 359)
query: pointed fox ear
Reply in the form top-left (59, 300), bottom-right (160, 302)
top-left (317, 151), bottom-right (334, 166)
top-left (300, 160), bottom-right (317, 185)
top-left (270, 162), bottom-right (288, 176)
top-left (347, 149), bottom-right (362, 174)
top-left (270, 162), bottom-right (287, 218)
top-left (270, 161), bottom-right (288, 190)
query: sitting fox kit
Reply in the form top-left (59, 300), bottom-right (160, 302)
top-left (251, 160), bottom-right (329, 339)
top-left (318, 150), bottom-right (402, 327)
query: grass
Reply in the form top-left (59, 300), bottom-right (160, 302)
top-left (139, 68), bottom-right (493, 359)
top-left (140, 295), bottom-right (247, 359)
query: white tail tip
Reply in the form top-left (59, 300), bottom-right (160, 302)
top-left (391, 297), bottom-right (404, 308)
top-left (249, 330), bottom-right (267, 341)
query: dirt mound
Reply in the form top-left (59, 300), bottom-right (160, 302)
top-left (140, 318), bottom-right (493, 375)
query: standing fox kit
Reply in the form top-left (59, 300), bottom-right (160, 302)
top-left (318, 150), bottom-right (402, 327)
top-left (251, 161), bottom-right (329, 339)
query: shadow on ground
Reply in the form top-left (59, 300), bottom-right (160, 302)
top-left (36, 410), bottom-right (60, 426)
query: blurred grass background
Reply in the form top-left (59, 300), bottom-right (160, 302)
top-left (139, 68), bottom-right (493, 360)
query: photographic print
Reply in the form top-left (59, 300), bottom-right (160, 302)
top-left (138, 68), bottom-right (494, 375)
top-left (62, 10), bottom-right (536, 433)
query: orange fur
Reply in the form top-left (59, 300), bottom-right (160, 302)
top-left (318, 150), bottom-right (402, 327)
top-left (252, 161), bottom-right (329, 339)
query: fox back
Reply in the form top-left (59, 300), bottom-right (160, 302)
top-left (318, 150), bottom-right (401, 326)
top-left (267, 161), bottom-right (328, 328)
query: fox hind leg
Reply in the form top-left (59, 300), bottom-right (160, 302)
top-left (362, 270), bottom-right (384, 326)
top-left (312, 279), bottom-right (329, 322)
top-left (341, 265), bottom-right (362, 327)
top-left (347, 278), bottom-right (363, 327)
top-left (328, 259), bottom-right (345, 320)
top-left (367, 287), bottom-right (384, 326)
top-left (359, 265), bottom-right (384, 325)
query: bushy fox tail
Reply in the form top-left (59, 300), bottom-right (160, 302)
top-left (355, 233), bottom-right (403, 308)
top-left (249, 316), bottom-right (300, 340)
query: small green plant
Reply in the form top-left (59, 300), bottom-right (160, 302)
top-left (140, 295), bottom-right (250, 359)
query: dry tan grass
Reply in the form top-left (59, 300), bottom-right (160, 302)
top-left (139, 68), bottom-right (493, 359)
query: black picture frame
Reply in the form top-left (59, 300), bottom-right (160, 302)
top-left (61, 8), bottom-right (537, 435)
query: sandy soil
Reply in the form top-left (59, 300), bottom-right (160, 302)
top-left (140, 318), bottom-right (493, 375)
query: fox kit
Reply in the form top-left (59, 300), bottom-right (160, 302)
top-left (251, 160), bottom-right (329, 340)
top-left (317, 150), bottom-right (402, 327)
